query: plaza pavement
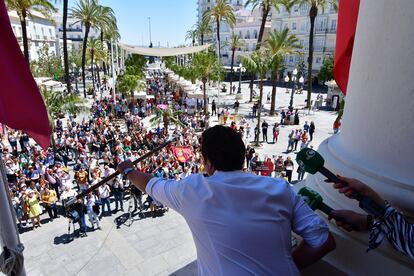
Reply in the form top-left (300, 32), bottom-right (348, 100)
top-left (20, 82), bottom-right (338, 275)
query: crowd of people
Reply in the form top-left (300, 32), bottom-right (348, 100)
top-left (0, 71), bottom-right (207, 237)
top-left (0, 67), bottom-right (318, 239)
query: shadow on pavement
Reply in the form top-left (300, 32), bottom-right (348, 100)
top-left (170, 261), bottom-right (197, 276)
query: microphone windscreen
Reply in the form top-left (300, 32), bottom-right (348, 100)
top-left (296, 148), bottom-right (325, 174)
top-left (298, 187), bottom-right (323, 211)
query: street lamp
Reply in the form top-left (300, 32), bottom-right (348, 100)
top-left (72, 63), bottom-right (78, 93)
top-left (285, 68), bottom-right (304, 110)
top-left (237, 63), bottom-right (246, 94)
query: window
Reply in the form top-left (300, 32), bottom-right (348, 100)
top-left (330, 19), bottom-right (337, 31)
top-left (294, 4), bottom-right (299, 13)
top-left (12, 26), bottom-right (16, 34)
top-left (246, 30), bottom-right (250, 39)
top-left (315, 57), bottom-right (322, 64)
top-left (49, 28), bottom-right (52, 36)
top-left (34, 41), bottom-right (39, 47)
top-left (254, 30), bottom-right (257, 39)
top-left (292, 22), bottom-right (297, 31)
top-left (239, 31), bottom-right (242, 37)
top-left (41, 27), bottom-right (44, 35)
top-left (300, 22), bottom-right (306, 32)
top-left (300, 3), bottom-right (308, 14)
top-left (289, 56), bottom-right (294, 63)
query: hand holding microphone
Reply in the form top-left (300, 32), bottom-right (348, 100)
top-left (296, 148), bottom-right (386, 218)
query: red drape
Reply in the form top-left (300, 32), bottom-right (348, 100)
top-left (0, 0), bottom-right (51, 149)
top-left (334, 0), bottom-right (360, 95)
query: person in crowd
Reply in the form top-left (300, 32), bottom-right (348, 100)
top-left (261, 120), bottom-right (269, 143)
top-left (25, 190), bottom-right (42, 229)
top-left (86, 192), bottom-right (101, 230)
top-left (41, 186), bottom-right (58, 221)
top-left (211, 100), bottom-right (216, 116)
top-left (328, 176), bottom-right (414, 260)
top-left (252, 103), bottom-right (257, 117)
top-left (303, 121), bottom-right (310, 132)
top-left (233, 100), bottom-right (240, 114)
top-left (281, 109), bottom-right (286, 124)
top-left (98, 182), bottom-right (111, 216)
top-left (75, 166), bottom-right (89, 192)
top-left (117, 125), bottom-right (335, 274)
top-left (287, 130), bottom-right (295, 152)
top-left (309, 121), bottom-right (315, 141)
top-left (297, 165), bottom-right (306, 181)
top-left (284, 156), bottom-right (294, 183)
top-left (272, 123), bottom-right (279, 143)
top-left (294, 129), bottom-right (301, 151)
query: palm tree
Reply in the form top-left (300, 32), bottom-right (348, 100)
top-left (227, 34), bottom-right (244, 93)
top-left (203, 0), bottom-right (236, 60)
top-left (245, 0), bottom-right (294, 50)
top-left (92, 42), bottom-right (107, 89)
top-left (96, 5), bottom-right (117, 75)
top-left (185, 28), bottom-right (198, 46)
top-left (86, 37), bottom-right (102, 96)
top-left (117, 73), bottom-right (145, 100)
top-left (102, 27), bottom-right (120, 75)
top-left (265, 28), bottom-right (301, 115)
top-left (150, 106), bottom-right (184, 134)
top-left (6, 0), bottom-right (57, 63)
top-left (195, 19), bottom-right (212, 46)
top-left (242, 50), bottom-right (270, 146)
top-left (71, 0), bottom-right (116, 98)
top-left (193, 51), bottom-right (223, 114)
top-left (71, 0), bottom-right (99, 97)
top-left (294, 0), bottom-right (337, 108)
top-left (41, 88), bottom-right (85, 146)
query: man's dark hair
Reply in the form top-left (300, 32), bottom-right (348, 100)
top-left (201, 125), bottom-right (246, 171)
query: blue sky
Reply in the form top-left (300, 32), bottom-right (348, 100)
top-left (67, 0), bottom-right (197, 47)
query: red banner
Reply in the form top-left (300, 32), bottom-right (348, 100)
top-left (171, 146), bottom-right (192, 163)
top-left (334, 0), bottom-right (360, 95)
top-left (0, 0), bottom-right (51, 148)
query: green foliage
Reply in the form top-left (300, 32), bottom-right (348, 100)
top-left (150, 105), bottom-right (184, 132)
top-left (193, 51), bottom-right (224, 83)
top-left (317, 56), bottom-right (334, 83)
top-left (30, 43), bottom-right (64, 80)
top-left (124, 54), bottom-right (146, 76)
top-left (41, 88), bottom-right (86, 123)
top-left (296, 58), bottom-right (306, 79)
top-left (117, 74), bottom-right (140, 96)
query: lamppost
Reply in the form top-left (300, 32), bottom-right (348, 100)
top-left (284, 68), bottom-right (304, 110)
top-left (237, 63), bottom-right (246, 94)
top-left (72, 63), bottom-right (78, 93)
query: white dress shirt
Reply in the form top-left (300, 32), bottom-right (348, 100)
top-left (146, 171), bottom-right (329, 276)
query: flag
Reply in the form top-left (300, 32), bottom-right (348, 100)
top-left (0, 0), bottom-right (51, 149)
top-left (171, 146), bottom-right (193, 163)
top-left (334, 0), bottom-right (360, 95)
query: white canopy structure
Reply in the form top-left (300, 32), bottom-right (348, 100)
top-left (119, 43), bottom-right (211, 57)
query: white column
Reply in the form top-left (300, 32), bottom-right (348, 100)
top-left (303, 0), bottom-right (414, 274)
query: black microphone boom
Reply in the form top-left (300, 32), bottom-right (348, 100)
top-left (65, 139), bottom-right (174, 207)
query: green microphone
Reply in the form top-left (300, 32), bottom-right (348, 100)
top-left (296, 148), bottom-right (385, 217)
top-left (298, 187), bottom-right (333, 215)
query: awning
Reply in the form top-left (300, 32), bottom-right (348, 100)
top-left (119, 43), bottom-right (211, 57)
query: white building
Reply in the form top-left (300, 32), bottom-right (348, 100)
top-left (224, 8), bottom-right (271, 66)
top-left (196, 0), bottom-right (245, 64)
top-left (272, 2), bottom-right (337, 75)
top-left (8, 10), bottom-right (59, 61)
top-left (54, 14), bottom-right (100, 51)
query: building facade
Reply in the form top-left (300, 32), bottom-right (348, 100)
top-left (225, 8), bottom-right (271, 66)
top-left (8, 10), bottom-right (59, 61)
top-left (196, 0), bottom-right (245, 65)
top-left (54, 14), bottom-right (100, 51)
top-left (272, 2), bottom-right (338, 75)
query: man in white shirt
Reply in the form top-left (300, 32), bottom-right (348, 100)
top-left (118, 125), bottom-right (335, 275)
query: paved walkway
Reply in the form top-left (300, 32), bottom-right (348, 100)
top-left (21, 82), bottom-right (338, 275)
